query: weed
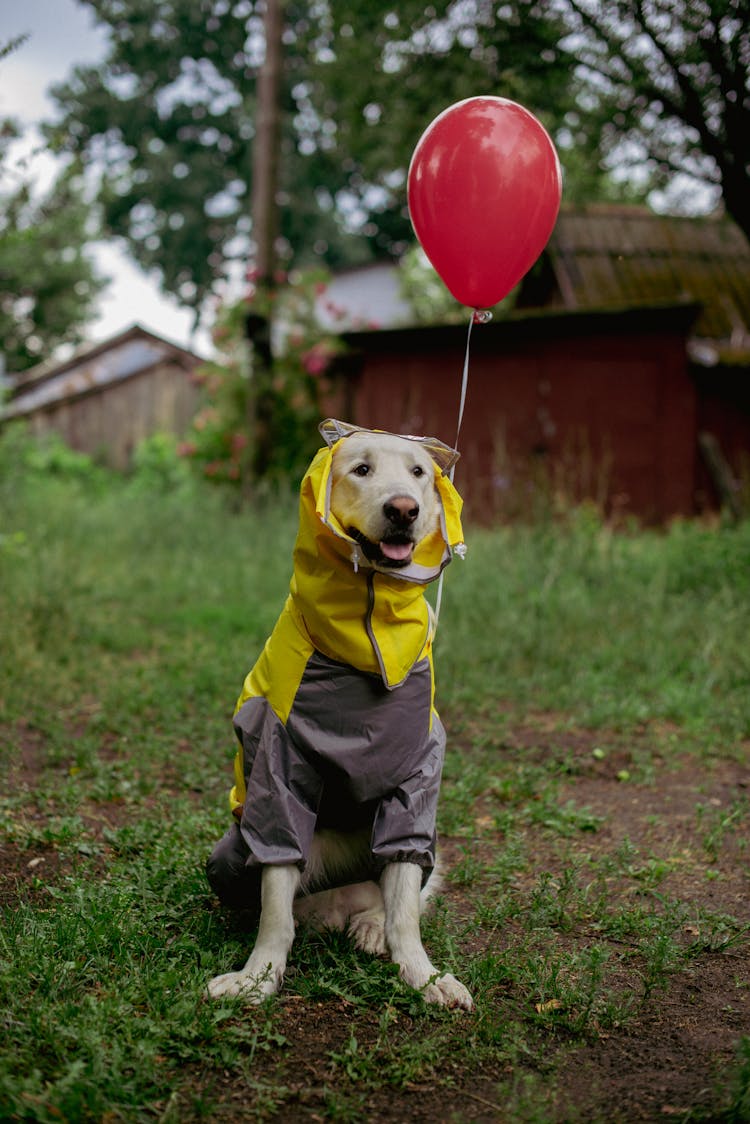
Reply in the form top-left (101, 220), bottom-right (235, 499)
top-left (696, 797), bottom-right (750, 863)
top-left (712, 1036), bottom-right (750, 1122)
top-left (448, 842), bottom-right (486, 887)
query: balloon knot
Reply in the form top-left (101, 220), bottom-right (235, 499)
top-left (473, 310), bottom-right (493, 325)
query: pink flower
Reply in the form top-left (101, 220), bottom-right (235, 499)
top-left (177, 441), bottom-right (197, 458)
top-left (302, 342), bottom-right (333, 376)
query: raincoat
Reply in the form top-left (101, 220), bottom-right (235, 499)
top-left (225, 419), bottom-right (465, 883)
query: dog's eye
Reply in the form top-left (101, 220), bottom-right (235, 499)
top-left (412, 465), bottom-right (425, 477)
top-left (353, 463), bottom-right (370, 477)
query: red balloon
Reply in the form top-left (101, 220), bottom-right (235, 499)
top-left (407, 96), bottom-right (562, 309)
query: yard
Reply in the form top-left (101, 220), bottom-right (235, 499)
top-left (1, 432), bottom-right (749, 1122)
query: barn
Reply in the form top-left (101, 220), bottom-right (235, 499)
top-left (2, 325), bottom-right (204, 469)
top-left (328, 205), bottom-right (750, 523)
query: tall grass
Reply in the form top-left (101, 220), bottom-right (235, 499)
top-left (3, 430), bottom-right (748, 745)
top-left (434, 505), bottom-right (750, 742)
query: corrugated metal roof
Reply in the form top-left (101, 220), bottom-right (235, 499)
top-left (3, 324), bottom-right (202, 420)
top-left (546, 206), bottom-right (750, 350)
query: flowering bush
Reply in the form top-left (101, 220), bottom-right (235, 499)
top-left (181, 269), bottom-right (346, 491)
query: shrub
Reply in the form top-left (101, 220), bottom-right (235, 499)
top-left (180, 269), bottom-right (346, 492)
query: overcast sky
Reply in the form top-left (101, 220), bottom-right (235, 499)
top-left (1, 0), bottom-right (212, 356)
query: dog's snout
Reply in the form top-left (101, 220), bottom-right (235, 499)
top-left (384, 495), bottom-right (419, 526)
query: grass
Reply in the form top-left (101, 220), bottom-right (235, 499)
top-left (435, 506), bottom-right (750, 739)
top-left (1, 428), bottom-right (749, 1121)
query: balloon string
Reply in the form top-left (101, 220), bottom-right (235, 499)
top-left (449, 308), bottom-right (476, 483)
top-left (435, 308), bottom-right (490, 628)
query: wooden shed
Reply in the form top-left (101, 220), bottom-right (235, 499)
top-left (525, 205), bottom-right (750, 513)
top-left (330, 206), bottom-right (750, 522)
top-left (3, 325), bottom-right (204, 469)
top-left (330, 302), bottom-right (701, 523)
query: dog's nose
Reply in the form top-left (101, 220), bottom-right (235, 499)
top-left (384, 496), bottom-right (419, 526)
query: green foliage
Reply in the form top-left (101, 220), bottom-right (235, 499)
top-left (130, 431), bottom-right (194, 491)
top-left (433, 509), bottom-right (750, 740)
top-left (43, 0), bottom-right (581, 318)
top-left (718, 1036), bottom-right (750, 1122)
top-left (0, 423), bottom-right (104, 484)
top-left (0, 34), bottom-right (29, 63)
top-left (179, 269), bottom-right (344, 489)
top-left (557, 0), bottom-right (749, 236)
top-left (0, 157), bottom-right (106, 373)
top-left (43, 0), bottom-right (749, 333)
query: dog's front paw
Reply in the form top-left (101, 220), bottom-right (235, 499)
top-left (348, 909), bottom-right (387, 956)
top-left (421, 973), bottom-right (474, 1011)
top-left (207, 964), bottom-right (280, 1004)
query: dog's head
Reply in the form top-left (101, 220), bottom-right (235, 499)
top-left (329, 430), bottom-right (440, 570)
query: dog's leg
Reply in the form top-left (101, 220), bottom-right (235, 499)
top-left (207, 864), bottom-right (300, 1003)
top-left (381, 862), bottom-right (473, 1010)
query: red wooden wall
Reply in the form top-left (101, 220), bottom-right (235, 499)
top-left (327, 304), bottom-right (707, 523)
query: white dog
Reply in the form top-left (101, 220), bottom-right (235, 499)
top-left (205, 420), bottom-right (472, 1010)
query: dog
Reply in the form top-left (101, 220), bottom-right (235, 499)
top-left (205, 419), bottom-right (473, 1010)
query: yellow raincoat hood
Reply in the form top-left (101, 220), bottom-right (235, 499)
top-left (288, 419), bottom-right (465, 689)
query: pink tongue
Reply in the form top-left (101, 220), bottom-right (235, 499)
top-left (380, 540), bottom-right (412, 561)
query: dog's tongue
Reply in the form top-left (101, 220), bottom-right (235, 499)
top-left (379, 540), bottom-right (412, 562)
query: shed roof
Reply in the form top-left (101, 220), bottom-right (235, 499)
top-left (3, 324), bottom-right (204, 420)
top-left (541, 205), bottom-right (750, 359)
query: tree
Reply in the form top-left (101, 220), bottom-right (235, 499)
top-left (179, 268), bottom-right (344, 490)
top-left (557, 0), bottom-right (750, 240)
top-left (44, 0), bottom-right (579, 323)
top-left (0, 36), bottom-right (105, 374)
top-left (0, 137), bottom-right (106, 375)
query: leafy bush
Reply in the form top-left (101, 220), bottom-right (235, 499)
top-left (130, 431), bottom-right (193, 492)
top-left (0, 422), bottom-right (103, 482)
top-left (179, 269), bottom-right (346, 490)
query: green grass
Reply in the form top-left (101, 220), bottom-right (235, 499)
top-left (434, 506), bottom-right (750, 740)
top-left (1, 429), bottom-right (749, 1121)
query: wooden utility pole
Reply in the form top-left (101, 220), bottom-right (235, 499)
top-left (246, 0), bottom-right (284, 486)
top-left (251, 0), bottom-right (284, 285)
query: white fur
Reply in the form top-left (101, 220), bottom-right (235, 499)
top-left (207, 433), bottom-right (473, 1010)
top-left (328, 430), bottom-right (439, 566)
